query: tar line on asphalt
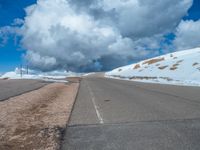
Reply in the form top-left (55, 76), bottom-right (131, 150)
top-left (86, 81), bottom-right (104, 124)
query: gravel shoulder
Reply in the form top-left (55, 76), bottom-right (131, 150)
top-left (0, 80), bottom-right (79, 150)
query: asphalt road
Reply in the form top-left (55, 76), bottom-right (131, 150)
top-left (0, 79), bottom-right (48, 101)
top-left (62, 76), bottom-right (200, 150)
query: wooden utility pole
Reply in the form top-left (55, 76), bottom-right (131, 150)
top-left (26, 65), bottom-right (29, 75)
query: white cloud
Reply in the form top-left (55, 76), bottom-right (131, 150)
top-left (25, 51), bottom-right (58, 71)
top-left (20, 0), bottom-right (125, 71)
top-left (101, 0), bottom-right (193, 38)
top-left (0, 26), bottom-right (20, 46)
top-left (173, 20), bottom-right (200, 50)
top-left (0, 0), bottom-right (194, 71)
top-left (11, 18), bottom-right (24, 26)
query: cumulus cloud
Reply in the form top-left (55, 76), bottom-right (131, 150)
top-left (20, 0), bottom-right (123, 71)
top-left (1, 0), bottom-right (194, 72)
top-left (25, 51), bottom-right (58, 71)
top-left (101, 0), bottom-right (193, 38)
top-left (173, 20), bottom-right (200, 50)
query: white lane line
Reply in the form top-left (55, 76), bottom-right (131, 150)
top-left (86, 81), bottom-right (104, 124)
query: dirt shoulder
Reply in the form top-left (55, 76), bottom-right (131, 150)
top-left (0, 80), bottom-right (80, 150)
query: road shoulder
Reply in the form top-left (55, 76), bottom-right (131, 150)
top-left (0, 80), bottom-right (79, 150)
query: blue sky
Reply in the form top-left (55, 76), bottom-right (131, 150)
top-left (184, 0), bottom-right (200, 21)
top-left (0, 0), bottom-right (36, 72)
top-left (0, 0), bottom-right (200, 73)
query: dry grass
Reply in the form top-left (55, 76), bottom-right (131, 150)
top-left (143, 57), bottom-right (165, 65)
top-left (170, 63), bottom-right (179, 70)
top-left (133, 64), bottom-right (140, 69)
top-left (0, 78), bottom-right (9, 80)
top-left (169, 60), bottom-right (183, 71)
top-left (130, 76), bottom-right (173, 81)
top-left (193, 62), bottom-right (199, 66)
top-left (160, 77), bottom-right (173, 81)
top-left (170, 66), bottom-right (178, 70)
top-left (0, 82), bottom-right (79, 150)
top-left (158, 65), bottom-right (168, 70)
top-left (176, 60), bottom-right (183, 64)
top-left (66, 77), bottom-right (81, 83)
top-left (130, 76), bottom-right (157, 80)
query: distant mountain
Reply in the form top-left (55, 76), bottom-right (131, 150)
top-left (106, 47), bottom-right (200, 86)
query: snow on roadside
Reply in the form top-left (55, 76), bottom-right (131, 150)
top-left (82, 72), bottom-right (95, 76)
top-left (0, 68), bottom-right (82, 82)
top-left (106, 47), bottom-right (200, 87)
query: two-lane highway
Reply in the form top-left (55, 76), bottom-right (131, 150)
top-left (62, 76), bottom-right (200, 150)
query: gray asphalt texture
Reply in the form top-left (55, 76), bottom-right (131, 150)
top-left (62, 76), bottom-right (200, 150)
top-left (0, 79), bottom-right (48, 101)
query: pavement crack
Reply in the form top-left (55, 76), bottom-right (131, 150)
top-left (68, 117), bottom-right (200, 128)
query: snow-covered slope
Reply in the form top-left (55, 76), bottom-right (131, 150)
top-left (106, 47), bottom-right (200, 86)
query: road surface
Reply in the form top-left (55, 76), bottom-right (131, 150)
top-left (0, 79), bottom-right (48, 101)
top-left (62, 76), bottom-right (200, 150)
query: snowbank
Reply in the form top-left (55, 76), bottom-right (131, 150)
top-left (106, 47), bottom-right (200, 86)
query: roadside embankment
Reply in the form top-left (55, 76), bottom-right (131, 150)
top-left (0, 79), bottom-right (80, 150)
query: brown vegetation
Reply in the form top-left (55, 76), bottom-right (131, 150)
top-left (158, 65), bottom-right (168, 70)
top-left (143, 57), bottom-right (165, 65)
top-left (169, 60), bottom-right (183, 71)
top-left (66, 77), bottom-right (82, 83)
top-left (170, 66), bottom-right (178, 70)
top-left (176, 60), bottom-right (183, 64)
top-left (130, 76), bottom-right (157, 80)
top-left (193, 62), bottom-right (199, 66)
top-left (170, 63), bottom-right (179, 70)
top-left (133, 64), bottom-right (141, 69)
top-left (0, 81), bottom-right (79, 150)
top-left (129, 76), bottom-right (173, 81)
top-left (0, 78), bottom-right (9, 80)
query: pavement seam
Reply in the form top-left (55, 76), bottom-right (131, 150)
top-left (86, 81), bottom-right (104, 124)
top-left (68, 117), bottom-right (200, 128)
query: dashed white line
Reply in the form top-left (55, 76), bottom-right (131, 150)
top-left (86, 81), bottom-right (104, 124)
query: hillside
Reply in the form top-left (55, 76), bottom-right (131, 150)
top-left (106, 47), bottom-right (200, 86)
